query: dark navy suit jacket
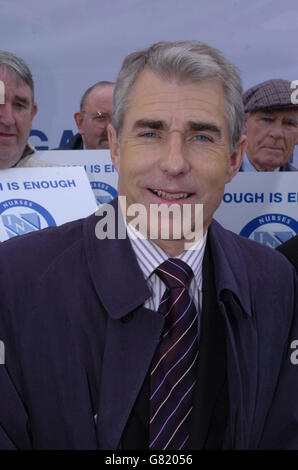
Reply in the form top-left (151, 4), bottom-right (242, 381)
top-left (0, 200), bottom-right (297, 449)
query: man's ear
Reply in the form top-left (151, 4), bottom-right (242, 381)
top-left (243, 113), bottom-right (249, 135)
top-left (74, 112), bottom-right (83, 133)
top-left (108, 123), bottom-right (120, 173)
top-left (31, 103), bottom-right (38, 119)
top-left (225, 134), bottom-right (247, 183)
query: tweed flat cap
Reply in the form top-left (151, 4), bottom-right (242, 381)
top-left (243, 79), bottom-right (297, 113)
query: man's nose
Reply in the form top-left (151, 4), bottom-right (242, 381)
top-left (159, 132), bottom-right (190, 175)
top-left (268, 120), bottom-right (284, 140)
top-left (0, 103), bottom-right (15, 127)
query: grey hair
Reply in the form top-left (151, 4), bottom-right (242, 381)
top-left (80, 81), bottom-right (115, 111)
top-left (113, 41), bottom-right (244, 152)
top-left (0, 50), bottom-right (34, 102)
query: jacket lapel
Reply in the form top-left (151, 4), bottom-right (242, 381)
top-left (188, 241), bottom-right (227, 449)
top-left (97, 306), bottom-right (163, 449)
top-left (83, 201), bottom-right (164, 449)
top-left (206, 220), bottom-right (259, 449)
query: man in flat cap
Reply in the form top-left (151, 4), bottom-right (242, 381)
top-left (241, 79), bottom-right (298, 171)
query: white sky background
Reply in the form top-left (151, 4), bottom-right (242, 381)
top-left (0, 0), bottom-right (298, 158)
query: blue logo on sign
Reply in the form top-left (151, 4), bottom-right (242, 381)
top-left (90, 181), bottom-right (117, 205)
top-left (240, 213), bottom-right (298, 248)
top-left (0, 199), bottom-right (56, 240)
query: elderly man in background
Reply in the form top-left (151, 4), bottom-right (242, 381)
top-left (0, 50), bottom-right (37, 168)
top-left (62, 81), bottom-right (114, 150)
top-left (241, 79), bottom-right (298, 171)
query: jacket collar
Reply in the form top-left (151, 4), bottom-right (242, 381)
top-left (280, 161), bottom-right (298, 171)
top-left (83, 198), bottom-right (151, 319)
top-left (207, 219), bottom-right (253, 317)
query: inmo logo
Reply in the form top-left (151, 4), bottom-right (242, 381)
top-left (0, 80), bottom-right (4, 104)
top-left (240, 213), bottom-right (298, 248)
top-left (0, 340), bottom-right (4, 364)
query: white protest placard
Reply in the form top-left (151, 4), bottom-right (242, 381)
top-left (0, 166), bottom-right (97, 242)
top-left (31, 150), bottom-right (118, 205)
top-left (29, 151), bottom-right (298, 249)
top-left (214, 173), bottom-right (298, 248)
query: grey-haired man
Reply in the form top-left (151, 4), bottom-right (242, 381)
top-left (0, 41), bottom-right (297, 450)
top-left (0, 51), bottom-right (37, 168)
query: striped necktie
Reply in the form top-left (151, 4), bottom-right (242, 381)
top-left (149, 258), bottom-right (199, 450)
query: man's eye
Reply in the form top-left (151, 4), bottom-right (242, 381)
top-left (140, 131), bottom-right (157, 138)
top-left (261, 117), bottom-right (273, 122)
top-left (192, 134), bottom-right (210, 142)
top-left (14, 102), bottom-right (25, 109)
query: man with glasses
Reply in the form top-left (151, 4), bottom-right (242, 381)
top-left (62, 81), bottom-right (114, 150)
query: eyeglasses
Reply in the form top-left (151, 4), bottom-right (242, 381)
top-left (81, 110), bottom-right (111, 126)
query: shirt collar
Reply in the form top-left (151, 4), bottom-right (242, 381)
top-left (22, 142), bottom-right (35, 159)
top-left (12, 142), bottom-right (35, 167)
top-left (242, 153), bottom-right (280, 172)
top-left (126, 221), bottom-right (207, 289)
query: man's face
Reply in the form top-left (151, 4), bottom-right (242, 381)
top-left (109, 70), bottom-right (245, 254)
top-left (245, 109), bottom-right (298, 171)
top-left (74, 85), bottom-right (114, 149)
top-left (0, 67), bottom-right (37, 168)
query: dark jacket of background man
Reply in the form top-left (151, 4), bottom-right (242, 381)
top-left (277, 235), bottom-right (298, 272)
